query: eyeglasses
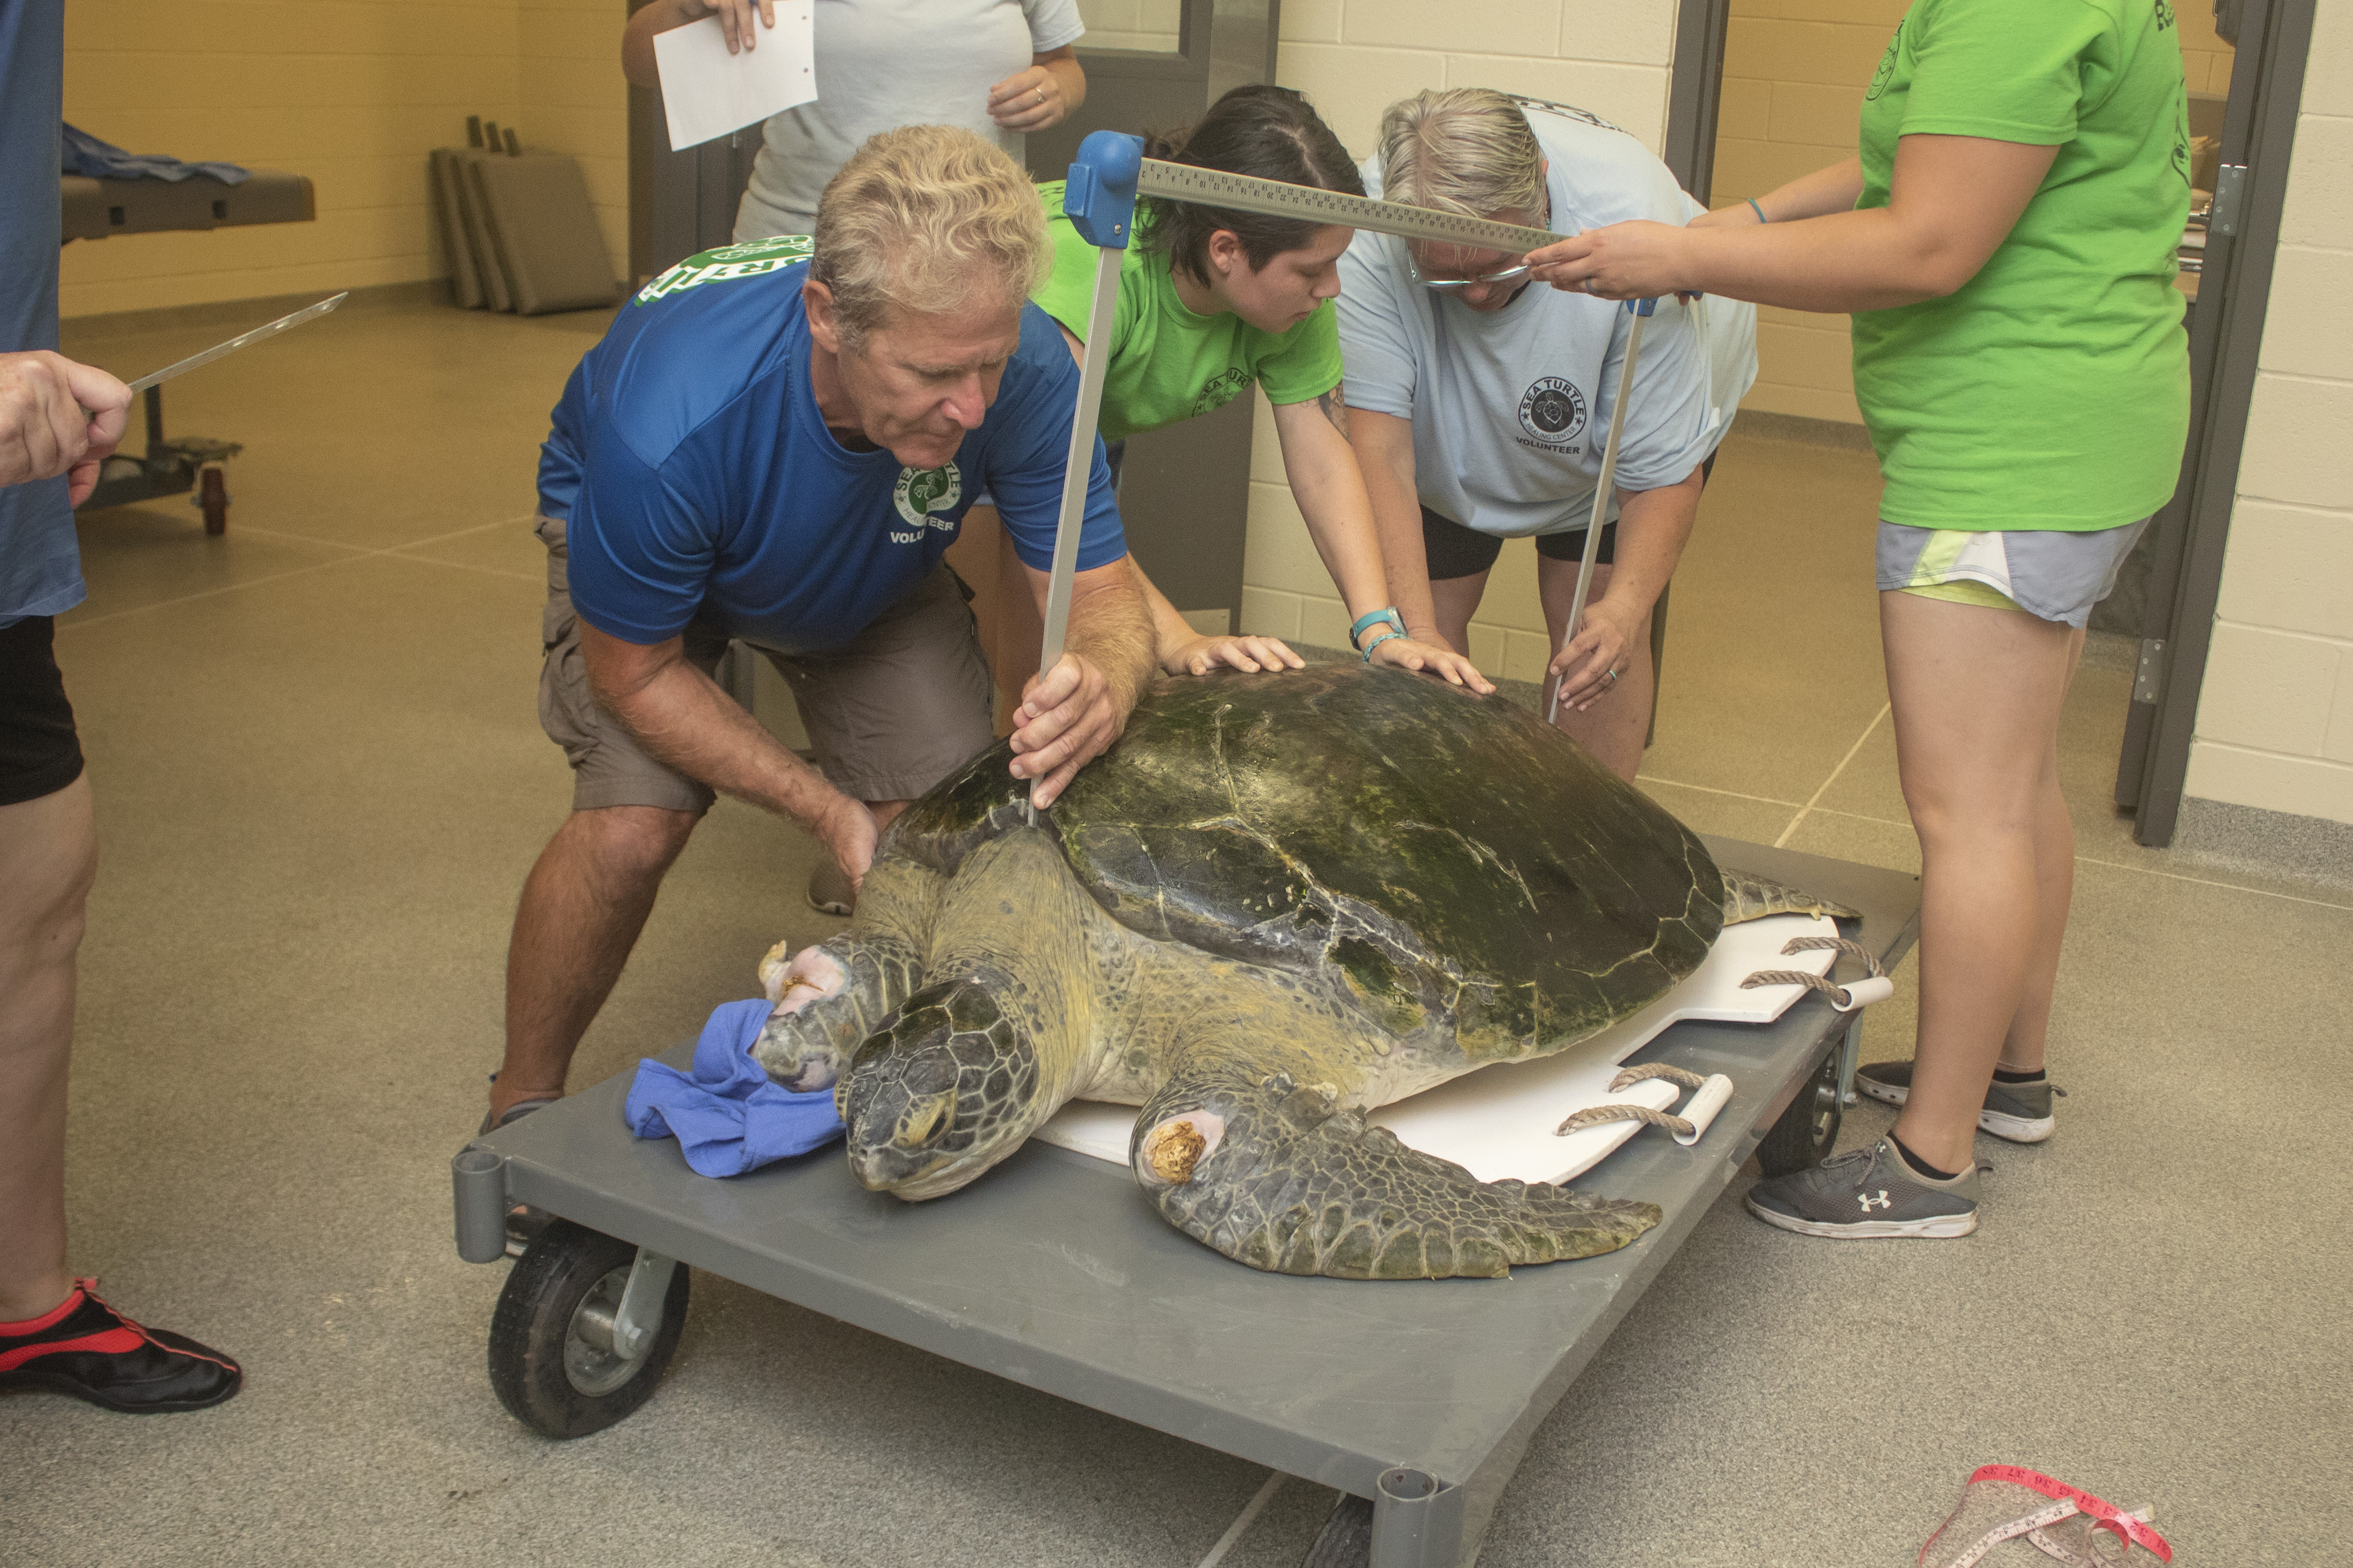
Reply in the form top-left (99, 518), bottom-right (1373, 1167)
top-left (1409, 259), bottom-right (1534, 293)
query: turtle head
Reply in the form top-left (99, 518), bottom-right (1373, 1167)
top-left (839, 978), bottom-right (1042, 1201)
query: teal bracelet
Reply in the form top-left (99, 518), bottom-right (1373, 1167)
top-left (1349, 606), bottom-right (1405, 650)
top-left (1359, 627), bottom-right (1405, 663)
top-left (1745, 198), bottom-right (1767, 224)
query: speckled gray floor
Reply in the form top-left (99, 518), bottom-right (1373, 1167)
top-left (5, 297), bottom-right (2342, 1566)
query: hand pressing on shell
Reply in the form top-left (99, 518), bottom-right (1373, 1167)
top-left (1548, 596), bottom-right (1641, 712)
top-left (1368, 633), bottom-right (1496, 694)
top-left (813, 792), bottom-right (880, 894)
top-left (1162, 632), bottom-right (1305, 678)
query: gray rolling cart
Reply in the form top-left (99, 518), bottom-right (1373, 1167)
top-left (452, 836), bottom-right (1919, 1567)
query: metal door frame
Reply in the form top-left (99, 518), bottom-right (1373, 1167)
top-left (2118, 0), bottom-right (2316, 844)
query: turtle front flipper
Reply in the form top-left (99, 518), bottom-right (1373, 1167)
top-left (1131, 1066), bottom-right (1661, 1280)
top-left (1718, 869), bottom-right (1861, 925)
top-left (751, 933), bottom-right (925, 1091)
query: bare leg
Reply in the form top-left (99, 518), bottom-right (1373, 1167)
top-left (0, 774), bottom-right (97, 1321)
top-left (1427, 570), bottom-right (1488, 660)
top-left (1881, 592), bottom-right (2082, 1173)
top-left (493, 805), bottom-right (698, 1122)
top-left (1537, 559), bottom-right (1652, 782)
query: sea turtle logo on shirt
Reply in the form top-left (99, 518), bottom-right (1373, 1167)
top-left (2155, 0), bottom-right (2177, 30)
top-left (1190, 367), bottom-right (1254, 418)
top-left (634, 234), bottom-right (816, 304)
top-left (1865, 22), bottom-right (1902, 101)
top-left (1517, 377), bottom-right (1588, 448)
top-left (892, 462), bottom-right (964, 532)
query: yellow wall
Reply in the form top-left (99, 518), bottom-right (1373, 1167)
top-left (1236, 0), bottom-right (1678, 668)
top-left (2186, 1), bottom-right (2353, 827)
top-left (58, 0), bottom-right (627, 320)
top-left (1710, 0), bottom-right (2236, 427)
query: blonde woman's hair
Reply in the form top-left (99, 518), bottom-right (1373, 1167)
top-left (811, 126), bottom-right (1050, 348)
top-left (1375, 89), bottom-right (1546, 224)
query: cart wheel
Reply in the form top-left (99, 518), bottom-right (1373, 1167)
top-left (1754, 1044), bottom-right (1844, 1177)
top-left (1302, 1493), bottom-right (1372, 1567)
top-left (488, 1219), bottom-right (689, 1438)
top-left (198, 467), bottom-right (228, 535)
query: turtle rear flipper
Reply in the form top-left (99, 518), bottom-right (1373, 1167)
top-left (1719, 869), bottom-right (1860, 925)
top-left (1132, 1068), bottom-right (1659, 1280)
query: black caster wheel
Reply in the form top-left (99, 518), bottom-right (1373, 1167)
top-left (1755, 1044), bottom-right (1845, 1177)
top-left (1303, 1493), bottom-right (1372, 1567)
top-left (197, 466), bottom-right (228, 535)
top-left (488, 1219), bottom-right (689, 1438)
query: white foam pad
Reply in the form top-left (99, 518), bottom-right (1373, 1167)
top-left (1033, 913), bottom-right (1840, 1181)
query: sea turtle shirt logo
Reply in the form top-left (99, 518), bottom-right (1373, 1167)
top-left (634, 234), bottom-right (815, 304)
top-left (1516, 377), bottom-right (1588, 452)
top-left (1191, 367), bottom-right (1253, 418)
top-left (891, 463), bottom-right (963, 538)
top-left (1865, 21), bottom-right (1902, 101)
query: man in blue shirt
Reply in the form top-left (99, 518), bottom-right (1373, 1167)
top-left (486, 126), bottom-right (1154, 1134)
top-left (1, 0), bottom-right (242, 1413)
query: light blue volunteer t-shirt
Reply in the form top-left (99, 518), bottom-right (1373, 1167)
top-left (1, 0), bottom-right (85, 628)
top-left (1336, 101), bottom-right (1757, 537)
top-left (536, 236), bottom-right (1126, 654)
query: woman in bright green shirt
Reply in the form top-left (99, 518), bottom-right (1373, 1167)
top-left (1524, 0), bottom-right (2191, 1236)
top-left (1031, 84), bottom-right (1487, 688)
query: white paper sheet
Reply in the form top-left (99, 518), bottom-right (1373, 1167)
top-left (653, 6), bottom-right (817, 153)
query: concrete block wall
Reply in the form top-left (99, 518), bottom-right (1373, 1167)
top-left (1234, 0), bottom-right (1675, 658)
top-left (2186, 1), bottom-right (2353, 828)
top-left (1073, 0), bottom-right (1183, 55)
top-left (58, 0), bottom-right (628, 319)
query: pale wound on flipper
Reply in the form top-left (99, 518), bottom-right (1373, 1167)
top-left (1717, 869), bottom-right (1861, 925)
top-left (1132, 1071), bottom-right (1660, 1280)
top-left (751, 933), bottom-right (924, 1092)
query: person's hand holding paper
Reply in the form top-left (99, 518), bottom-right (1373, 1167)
top-left (652, 1), bottom-right (816, 152)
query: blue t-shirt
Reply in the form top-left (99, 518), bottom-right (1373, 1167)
top-left (1, 0), bottom-right (85, 628)
top-left (536, 236), bottom-right (1126, 653)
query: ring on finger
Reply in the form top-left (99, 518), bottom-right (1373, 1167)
top-left (1035, 86), bottom-right (1045, 105)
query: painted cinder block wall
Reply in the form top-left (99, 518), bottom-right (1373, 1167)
top-left (57, 0), bottom-right (628, 320)
top-left (2184, 0), bottom-right (2353, 828)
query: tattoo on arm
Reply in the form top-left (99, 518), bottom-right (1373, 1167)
top-left (1316, 383), bottom-right (1349, 438)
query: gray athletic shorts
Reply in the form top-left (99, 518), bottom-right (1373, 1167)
top-left (534, 514), bottom-right (994, 814)
top-left (1875, 516), bottom-right (2150, 629)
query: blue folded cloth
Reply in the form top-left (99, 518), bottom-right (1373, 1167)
top-left (62, 124), bottom-right (250, 185)
top-left (623, 998), bottom-right (845, 1177)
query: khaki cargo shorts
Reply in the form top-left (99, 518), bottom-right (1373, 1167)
top-left (534, 514), bottom-right (995, 814)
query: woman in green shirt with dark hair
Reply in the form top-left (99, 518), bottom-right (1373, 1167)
top-left (1527, 0), bottom-right (2190, 1238)
top-left (1030, 84), bottom-right (1489, 688)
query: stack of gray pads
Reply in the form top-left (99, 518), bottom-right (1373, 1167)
top-left (431, 119), bottom-right (621, 316)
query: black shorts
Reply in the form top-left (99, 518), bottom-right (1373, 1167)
top-left (1421, 506), bottom-right (1613, 581)
top-left (0, 615), bottom-right (85, 807)
top-left (1417, 453), bottom-right (1717, 581)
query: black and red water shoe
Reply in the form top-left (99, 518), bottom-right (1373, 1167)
top-left (0, 1279), bottom-right (241, 1414)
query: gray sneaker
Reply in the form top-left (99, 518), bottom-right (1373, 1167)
top-left (1745, 1137), bottom-right (1979, 1238)
top-left (807, 860), bottom-right (855, 917)
top-left (1855, 1060), bottom-right (2057, 1143)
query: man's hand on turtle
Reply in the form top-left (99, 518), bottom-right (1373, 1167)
top-left (1524, 221), bottom-right (1693, 302)
top-left (1163, 632), bottom-right (1305, 677)
top-left (1010, 652), bottom-right (1127, 808)
top-left (815, 793), bottom-right (879, 891)
top-left (1549, 597), bottom-right (1640, 712)
top-left (1368, 633), bottom-right (1497, 694)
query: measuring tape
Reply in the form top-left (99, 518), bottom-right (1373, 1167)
top-left (1034, 132), bottom-right (1651, 804)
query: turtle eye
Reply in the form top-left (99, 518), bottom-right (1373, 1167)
top-left (894, 1090), bottom-right (955, 1149)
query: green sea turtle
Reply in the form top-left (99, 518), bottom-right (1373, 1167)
top-left (754, 663), bottom-right (1850, 1279)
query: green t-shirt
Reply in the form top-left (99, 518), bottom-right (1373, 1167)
top-left (1030, 181), bottom-right (1344, 443)
top-left (1851, 0), bottom-right (2192, 531)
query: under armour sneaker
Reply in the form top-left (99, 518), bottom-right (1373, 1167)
top-left (1745, 1137), bottom-right (1980, 1238)
top-left (1855, 1060), bottom-right (2058, 1143)
top-left (0, 1280), bottom-right (241, 1413)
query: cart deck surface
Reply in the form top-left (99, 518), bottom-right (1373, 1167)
top-left (463, 837), bottom-right (1920, 1565)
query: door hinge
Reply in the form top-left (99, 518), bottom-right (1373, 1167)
top-left (2133, 637), bottom-right (2168, 704)
top-left (2210, 164), bottom-right (2249, 238)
